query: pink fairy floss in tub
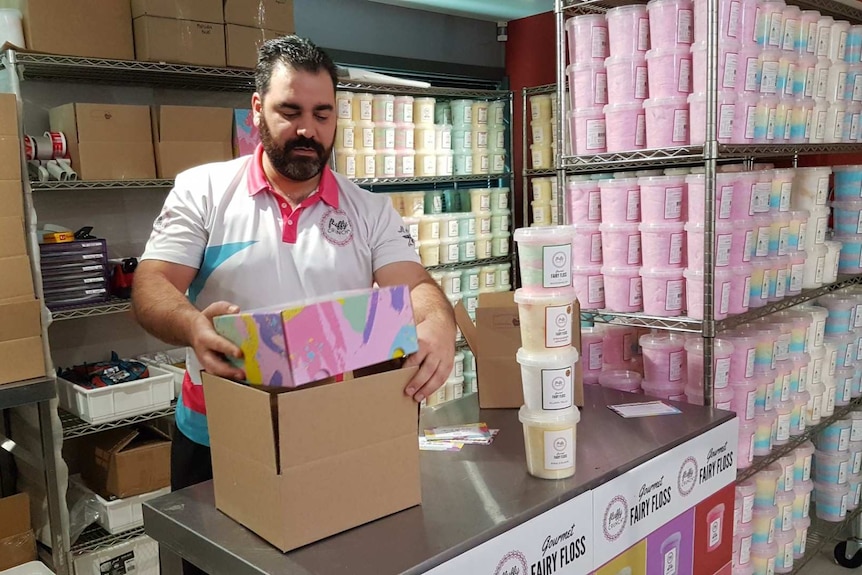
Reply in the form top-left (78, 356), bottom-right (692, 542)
top-left (601, 266), bottom-right (643, 312)
top-left (731, 92), bottom-right (761, 143)
top-left (732, 379), bottom-right (760, 422)
top-left (693, 0), bottom-right (743, 43)
top-left (572, 264), bottom-right (605, 309)
top-left (639, 222), bottom-right (685, 268)
top-left (685, 220), bottom-right (735, 270)
top-left (571, 224), bottom-right (603, 267)
top-left (570, 108), bottom-right (607, 154)
top-left (647, 0), bottom-right (694, 50)
top-left (689, 91), bottom-right (737, 145)
top-left (600, 222), bottom-right (641, 266)
top-left (730, 221), bottom-right (756, 265)
top-left (565, 14), bottom-right (608, 64)
top-left (739, 44), bottom-right (764, 93)
top-left (568, 62), bottom-right (608, 109)
top-left (606, 4), bottom-right (650, 56)
top-left (728, 263), bottom-right (753, 315)
top-left (686, 172), bottom-right (736, 224)
top-left (646, 47), bottom-right (693, 98)
top-left (604, 56), bottom-right (648, 106)
top-left (598, 177), bottom-right (640, 223)
top-left (580, 325), bottom-right (604, 384)
top-left (602, 324), bottom-right (637, 367)
top-left (603, 103), bottom-right (646, 152)
top-left (638, 175), bottom-right (686, 223)
top-left (684, 266), bottom-right (735, 320)
top-left (756, 1), bottom-right (786, 49)
top-left (640, 267), bottom-right (686, 316)
top-left (693, 41), bottom-right (741, 93)
top-left (644, 97), bottom-right (690, 147)
top-left (567, 179), bottom-right (602, 224)
top-left (640, 331), bottom-right (686, 386)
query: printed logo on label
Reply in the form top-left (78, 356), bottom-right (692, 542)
top-left (494, 550), bottom-right (529, 575)
top-left (320, 208), bottom-right (355, 246)
top-left (603, 495), bottom-right (629, 541)
top-left (678, 456), bottom-right (698, 497)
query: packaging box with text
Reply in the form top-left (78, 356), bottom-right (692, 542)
top-left (134, 17), bottom-right (227, 68)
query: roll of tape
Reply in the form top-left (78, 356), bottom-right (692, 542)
top-left (34, 135), bottom-right (53, 160)
top-left (23, 135), bottom-right (35, 161)
top-left (44, 131), bottom-right (67, 157)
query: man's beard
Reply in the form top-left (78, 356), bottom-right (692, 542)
top-left (259, 116), bottom-right (332, 181)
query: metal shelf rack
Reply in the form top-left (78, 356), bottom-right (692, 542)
top-left (71, 524), bottom-right (145, 556)
top-left (60, 404), bottom-right (177, 441)
top-left (0, 377), bottom-right (55, 411)
top-left (792, 506), bottom-right (862, 573)
top-left (50, 298), bottom-right (132, 321)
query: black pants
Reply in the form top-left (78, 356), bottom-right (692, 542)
top-left (171, 423), bottom-right (214, 575)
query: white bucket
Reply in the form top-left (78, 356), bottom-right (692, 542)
top-left (0, 9), bottom-right (24, 49)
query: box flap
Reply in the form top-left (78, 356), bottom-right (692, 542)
top-left (277, 367), bottom-right (418, 468)
top-left (477, 291), bottom-right (517, 308)
top-left (453, 302), bottom-right (479, 355)
top-left (203, 372), bottom-right (279, 472)
top-left (0, 494), bottom-right (30, 539)
top-left (154, 106), bottom-right (233, 142)
top-left (92, 428), bottom-right (139, 457)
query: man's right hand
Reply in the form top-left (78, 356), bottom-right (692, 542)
top-left (189, 301), bottom-right (246, 381)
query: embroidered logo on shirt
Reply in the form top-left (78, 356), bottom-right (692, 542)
top-left (398, 225), bottom-right (415, 247)
top-left (153, 208), bottom-right (172, 234)
top-left (320, 208), bottom-right (354, 246)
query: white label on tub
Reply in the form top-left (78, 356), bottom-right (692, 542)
top-left (782, 503), bottom-right (794, 532)
top-left (790, 264), bottom-right (804, 292)
top-left (500, 268), bottom-right (510, 286)
top-left (344, 156), bottom-right (356, 177)
top-left (476, 130), bottom-right (488, 149)
top-left (719, 104), bottom-right (735, 139)
top-left (728, 1), bottom-right (740, 37)
top-left (797, 222), bottom-right (807, 250)
top-left (717, 234), bottom-right (732, 266)
top-left (492, 153), bottom-right (505, 174)
top-left (842, 427), bottom-right (853, 451)
top-left (672, 109), bottom-right (689, 142)
top-left (816, 215), bottom-right (828, 240)
top-left (839, 72), bottom-right (849, 101)
top-left (677, 9), bottom-right (693, 43)
top-left (745, 104), bottom-right (757, 139)
top-left (545, 304), bottom-right (572, 348)
top-left (854, 452), bottom-right (862, 474)
top-left (780, 374), bottom-right (792, 401)
top-left (739, 534), bottom-right (752, 565)
top-left (724, 54), bottom-right (739, 89)
top-left (767, 108), bottom-right (778, 140)
top-left (342, 126), bottom-right (355, 149)
top-left (666, 279), bottom-right (684, 311)
top-left (679, 58), bottom-right (692, 93)
top-left (709, 516), bottom-right (722, 548)
top-left (405, 130), bottom-right (415, 149)
top-left (840, 31), bottom-right (849, 60)
top-left (364, 155), bottom-right (376, 177)
top-left (777, 413), bottom-right (791, 441)
top-left (541, 367), bottom-right (573, 410)
top-left (592, 27), bottom-right (608, 58)
top-left (783, 18), bottom-right (799, 50)
top-left (840, 461), bottom-right (850, 484)
top-left (856, 304), bottom-right (862, 328)
top-left (813, 356), bottom-right (824, 384)
top-left (761, 270), bottom-right (772, 299)
top-left (742, 492), bottom-right (754, 524)
top-left (588, 192), bottom-right (601, 221)
top-left (719, 186), bottom-right (733, 219)
top-left (818, 26), bottom-right (830, 57)
top-left (627, 234), bottom-right (641, 265)
top-left (856, 483), bottom-right (862, 506)
top-left (816, 109), bottom-right (829, 140)
top-left (778, 226), bottom-right (790, 255)
top-left (746, 390), bottom-right (756, 420)
top-left (588, 275), bottom-right (604, 305)
top-left (625, 189), bottom-right (641, 222)
top-left (633, 66), bottom-right (649, 99)
top-left (783, 110), bottom-right (793, 139)
top-left (665, 187), bottom-right (683, 219)
top-left (743, 230), bottom-right (754, 261)
top-left (596, 73), bottom-right (608, 104)
top-left (544, 428), bottom-right (574, 469)
top-left (590, 234), bottom-right (603, 263)
top-left (804, 456), bottom-right (813, 481)
top-left (447, 243), bottom-right (459, 262)
top-left (777, 334), bottom-right (790, 360)
top-left (756, 226), bottom-right (771, 257)
top-left (588, 341), bottom-right (603, 369)
top-left (586, 119), bottom-right (606, 150)
top-left (636, 114), bottom-right (647, 146)
top-left (362, 127), bottom-right (375, 148)
top-left (761, 61), bottom-right (780, 93)
top-left (382, 155), bottom-right (396, 177)
top-left (667, 350), bottom-right (684, 382)
top-left (638, 18), bottom-right (650, 50)
top-left (805, 108), bottom-right (814, 138)
top-left (716, 357), bottom-right (731, 387)
top-left (385, 129), bottom-right (396, 149)
top-left (745, 347), bottom-right (756, 378)
top-left (630, 276), bottom-right (643, 306)
top-left (765, 382), bottom-right (775, 411)
top-left (745, 57), bottom-right (760, 91)
top-left (768, 13), bottom-right (783, 46)
top-left (465, 241), bottom-right (477, 259)
top-left (483, 271), bottom-right (495, 289)
top-left (852, 420), bottom-right (862, 442)
top-left (816, 69), bottom-right (829, 98)
top-left (854, 76), bottom-right (862, 101)
top-left (719, 281), bottom-right (731, 315)
top-left (543, 244), bottom-right (572, 288)
top-left (754, 182), bottom-right (771, 212)
top-left (844, 378), bottom-right (854, 402)
top-left (807, 23), bottom-right (818, 54)
top-left (360, 99), bottom-right (373, 120)
top-left (779, 183), bottom-right (792, 211)
top-left (481, 217), bottom-right (492, 235)
top-left (669, 233), bottom-right (684, 265)
top-left (384, 101), bottom-right (394, 122)
top-left (663, 546), bottom-right (677, 575)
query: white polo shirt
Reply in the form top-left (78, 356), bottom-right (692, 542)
top-left (141, 145), bottom-right (419, 445)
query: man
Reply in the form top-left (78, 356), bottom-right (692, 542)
top-left (132, 35), bottom-right (455, 568)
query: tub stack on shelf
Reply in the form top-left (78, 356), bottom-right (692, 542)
top-left (525, 90), bottom-right (562, 227)
top-left (528, 92), bottom-right (558, 170)
top-left (332, 93), bottom-right (507, 179)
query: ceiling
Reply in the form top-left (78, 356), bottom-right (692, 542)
top-left (366, 0), bottom-right (554, 22)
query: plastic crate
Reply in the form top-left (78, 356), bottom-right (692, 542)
top-left (136, 349), bottom-right (186, 397)
top-left (70, 477), bottom-right (169, 535)
top-left (0, 562), bottom-right (55, 574)
top-left (57, 365), bottom-right (175, 424)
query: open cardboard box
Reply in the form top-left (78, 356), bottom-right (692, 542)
top-left (0, 493), bottom-right (36, 571)
top-left (454, 291), bottom-right (584, 408)
top-left (79, 425), bottom-right (171, 499)
top-left (204, 363), bottom-right (421, 552)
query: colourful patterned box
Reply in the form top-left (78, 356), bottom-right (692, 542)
top-left (213, 286), bottom-right (418, 387)
top-left (233, 109), bottom-right (259, 157)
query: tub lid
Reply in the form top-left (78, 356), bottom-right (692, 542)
top-left (639, 331), bottom-right (686, 349)
top-left (598, 369), bottom-right (642, 386)
top-left (598, 222), bottom-right (641, 232)
top-left (638, 221), bottom-right (686, 232)
top-left (643, 96), bottom-right (690, 107)
top-left (830, 199), bottom-right (862, 208)
top-left (640, 267), bottom-right (686, 278)
top-left (513, 226), bottom-right (573, 243)
top-left (600, 265), bottom-right (642, 276)
top-left (518, 404), bottom-right (581, 426)
top-left (516, 346), bottom-right (579, 368)
top-left (513, 287), bottom-right (577, 305)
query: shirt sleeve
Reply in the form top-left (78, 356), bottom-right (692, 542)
top-left (140, 175), bottom-right (209, 269)
top-left (369, 196), bottom-right (421, 272)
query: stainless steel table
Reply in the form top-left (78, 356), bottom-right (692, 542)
top-left (144, 386), bottom-right (735, 575)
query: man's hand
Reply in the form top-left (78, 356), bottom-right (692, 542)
top-left (188, 301), bottom-right (246, 381)
top-left (403, 317), bottom-right (456, 402)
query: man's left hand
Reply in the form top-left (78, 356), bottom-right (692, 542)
top-left (403, 318), bottom-right (456, 402)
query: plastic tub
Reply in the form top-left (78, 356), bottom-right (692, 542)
top-left (755, 462), bottom-right (784, 509)
top-left (686, 172), bottom-right (735, 224)
top-left (605, 56), bottom-right (647, 107)
top-left (776, 488), bottom-right (796, 534)
top-left (471, 100), bottom-right (490, 127)
top-left (751, 541), bottom-right (778, 575)
top-left (754, 410), bottom-right (777, 456)
top-left (732, 380), bottom-right (759, 422)
top-left (774, 398), bottom-right (795, 445)
top-left (640, 267), bottom-right (685, 316)
top-left (685, 337), bottom-right (733, 390)
top-left (753, 96), bottom-right (780, 143)
top-left (730, 222), bottom-right (756, 266)
top-left (814, 449), bottom-right (851, 485)
top-left (580, 325), bottom-right (604, 383)
top-left (644, 97), bottom-right (690, 147)
top-left (833, 166), bottom-right (862, 199)
top-left (638, 175), bottom-right (686, 223)
top-left (601, 266), bottom-right (643, 312)
top-left (790, 390), bottom-right (811, 436)
top-left (513, 289), bottom-right (577, 352)
top-left (646, 47), bottom-right (693, 99)
top-left (600, 223), bottom-right (641, 266)
top-left (684, 266), bottom-right (734, 320)
top-left (731, 92), bottom-right (759, 144)
top-left (572, 265), bottom-right (604, 309)
top-left (568, 62), bottom-right (609, 109)
top-left (768, 212), bottom-right (792, 257)
top-left (726, 331), bottom-right (759, 381)
top-left (834, 233), bottom-right (862, 274)
top-left (801, 244), bottom-right (827, 289)
top-left (569, 108), bottom-right (607, 155)
top-left (647, 0), bottom-right (695, 50)
top-left (821, 294), bottom-right (860, 334)
top-left (603, 102), bottom-right (647, 152)
top-left (689, 91), bottom-right (737, 145)
top-left (517, 347), bottom-right (579, 411)
top-left (832, 200), bottom-right (862, 234)
top-left (728, 264), bottom-right (753, 315)
top-left (685, 221), bottom-right (734, 272)
top-left (639, 223), bottom-right (685, 268)
top-left (607, 4), bottom-right (649, 56)
top-left (792, 516), bottom-right (811, 559)
top-left (602, 324), bottom-right (637, 367)
top-left (567, 180), bottom-right (601, 224)
top-left (773, 528), bottom-right (796, 573)
top-left (792, 479), bottom-right (814, 523)
top-left (565, 14), bottom-right (608, 64)
top-left (823, 240), bottom-right (842, 283)
top-left (791, 167), bottom-right (831, 210)
top-left (372, 94), bottom-right (395, 123)
top-left (514, 227), bottom-right (574, 291)
top-left (740, 45), bottom-right (763, 93)
top-left (598, 178), bottom-right (640, 224)
top-left (814, 481), bottom-right (850, 521)
top-left (571, 224), bottom-right (603, 267)
top-left (519, 406), bottom-right (580, 480)
top-left (739, 420), bottom-right (758, 468)
top-left (730, 172), bottom-right (758, 220)
top-left (598, 369), bottom-right (643, 392)
top-left (849, 472), bottom-right (862, 510)
top-left (692, 41), bottom-right (740, 93)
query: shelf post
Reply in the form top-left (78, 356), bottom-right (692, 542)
top-left (555, 0), bottom-right (568, 225)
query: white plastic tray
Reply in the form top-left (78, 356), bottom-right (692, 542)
top-left (71, 477), bottom-right (170, 535)
top-left (0, 561), bottom-right (55, 574)
top-left (57, 365), bottom-right (175, 424)
top-left (72, 535), bottom-right (159, 575)
top-left (136, 348), bottom-right (186, 396)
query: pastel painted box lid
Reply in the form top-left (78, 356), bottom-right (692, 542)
top-left (233, 109), bottom-right (259, 157)
top-left (213, 285), bottom-right (418, 388)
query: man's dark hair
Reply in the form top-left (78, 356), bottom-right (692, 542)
top-left (256, 35), bottom-right (339, 97)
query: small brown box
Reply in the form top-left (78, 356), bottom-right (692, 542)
top-left (153, 106), bottom-right (234, 178)
top-left (134, 16), bottom-right (227, 68)
top-left (224, 0), bottom-right (294, 33)
top-left (0, 256), bottom-right (35, 302)
top-left (22, 0), bottom-right (134, 60)
top-left (0, 337), bottom-right (45, 385)
top-left (80, 425), bottom-right (171, 499)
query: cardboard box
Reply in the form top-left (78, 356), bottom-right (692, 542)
top-left (152, 106), bottom-right (233, 178)
top-left (0, 300), bottom-right (41, 343)
top-left (134, 16), bottom-right (227, 68)
top-left (205, 365), bottom-right (421, 552)
top-left (224, 0), bottom-right (294, 33)
top-left (0, 494), bottom-right (36, 572)
top-left (0, 336), bottom-right (45, 385)
top-left (0, 137), bottom-right (22, 181)
top-left (0, 181), bottom-right (24, 219)
top-left (0, 256), bottom-right (34, 302)
top-left (0, 94), bottom-right (18, 137)
top-left (131, 0), bottom-right (224, 23)
top-left (226, 24), bottom-right (281, 69)
top-left (214, 286), bottom-right (419, 388)
top-left (233, 109), bottom-right (259, 156)
top-left (49, 103), bottom-right (156, 181)
top-left (0, 217), bottom-right (27, 259)
top-left (455, 292), bottom-right (584, 408)
top-left (80, 426), bottom-right (171, 499)
top-left (22, 0), bottom-right (134, 60)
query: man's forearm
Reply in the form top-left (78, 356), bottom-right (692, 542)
top-left (411, 279), bottom-right (456, 331)
top-left (132, 272), bottom-right (200, 347)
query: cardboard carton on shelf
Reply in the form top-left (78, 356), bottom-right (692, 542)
top-left (80, 425), bottom-right (171, 499)
top-left (0, 93), bottom-right (18, 137)
top-left (0, 217), bottom-right (27, 259)
top-left (22, 0), bottom-right (134, 60)
top-left (226, 25), bottom-right (282, 69)
top-left (204, 362), bottom-right (421, 552)
top-left (152, 106), bottom-right (234, 178)
top-left (0, 493), bottom-right (37, 571)
top-left (48, 103), bottom-right (156, 181)
top-left (454, 292), bottom-right (585, 408)
top-left (0, 181), bottom-right (24, 220)
top-left (0, 137), bottom-right (22, 181)
top-left (0, 256), bottom-right (35, 302)
top-left (133, 16), bottom-right (227, 68)
top-left (224, 0), bottom-right (295, 33)
top-left (131, 0), bottom-right (224, 24)
top-left (0, 295), bottom-right (45, 386)
top-left (213, 286), bottom-right (419, 388)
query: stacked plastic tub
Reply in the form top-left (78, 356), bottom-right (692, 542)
top-left (512, 226), bottom-right (581, 480)
top-left (831, 166), bottom-right (862, 274)
top-left (810, 409), bottom-right (862, 523)
top-left (531, 175), bottom-right (560, 226)
top-left (528, 92), bottom-right (557, 170)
